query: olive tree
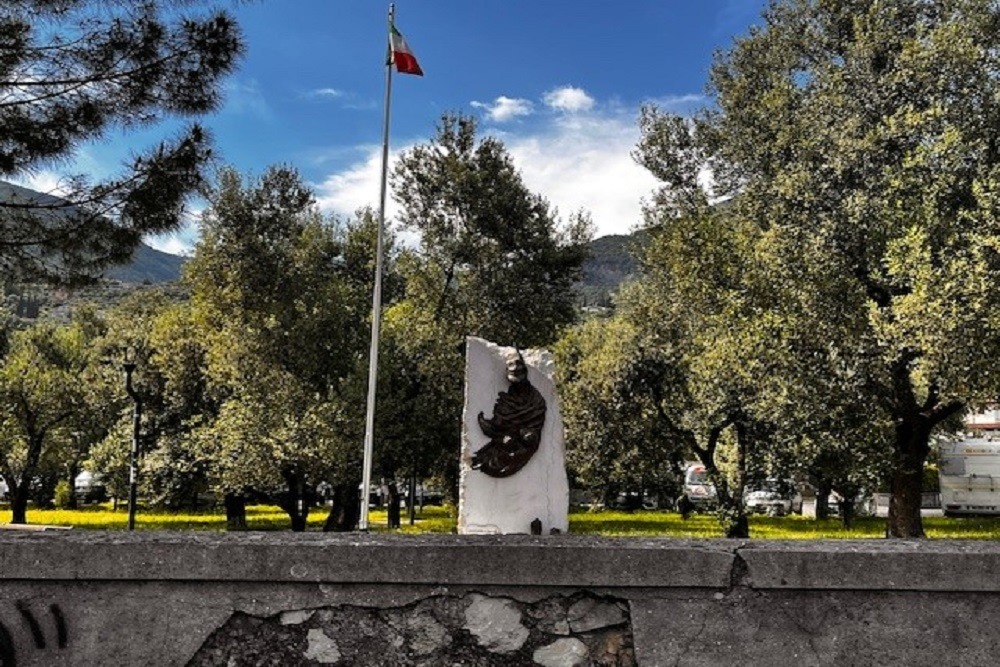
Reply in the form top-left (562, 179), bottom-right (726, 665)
top-left (635, 0), bottom-right (1000, 537)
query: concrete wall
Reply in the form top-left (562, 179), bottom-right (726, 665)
top-left (0, 532), bottom-right (997, 666)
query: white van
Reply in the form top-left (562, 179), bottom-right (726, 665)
top-left (74, 471), bottom-right (106, 503)
top-left (939, 438), bottom-right (1000, 516)
top-left (683, 463), bottom-right (717, 509)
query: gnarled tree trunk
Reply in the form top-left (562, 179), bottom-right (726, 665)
top-left (9, 481), bottom-right (29, 524)
top-left (323, 483), bottom-right (359, 532)
top-left (279, 470), bottom-right (309, 532)
top-left (886, 417), bottom-right (933, 538)
top-left (224, 492), bottom-right (247, 531)
top-left (387, 480), bottom-right (401, 529)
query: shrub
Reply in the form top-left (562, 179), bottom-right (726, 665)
top-left (54, 480), bottom-right (74, 509)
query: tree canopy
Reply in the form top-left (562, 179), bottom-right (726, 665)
top-left (384, 113), bottom-right (593, 501)
top-left (0, 0), bottom-right (244, 284)
top-left (180, 166), bottom-right (375, 530)
top-left (634, 0), bottom-right (1000, 537)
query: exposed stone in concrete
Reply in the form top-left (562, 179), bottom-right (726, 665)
top-left (566, 597), bottom-right (627, 633)
top-left (596, 630), bottom-right (636, 666)
top-left (303, 628), bottom-right (341, 664)
top-left (458, 337), bottom-right (570, 535)
top-left (188, 591), bottom-right (633, 666)
top-left (533, 638), bottom-right (589, 667)
top-left (463, 594), bottom-right (529, 652)
top-left (527, 597), bottom-right (571, 635)
top-left (279, 609), bottom-right (314, 625)
top-left (406, 611), bottom-right (450, 656)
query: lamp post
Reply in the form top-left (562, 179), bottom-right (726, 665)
top-left (122, 356), bottom-right (142, 531)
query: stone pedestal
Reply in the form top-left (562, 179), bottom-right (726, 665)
top-left (458, 336), bottom-right (569, 535)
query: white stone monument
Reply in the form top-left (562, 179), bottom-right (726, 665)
top-left (458, 336), bottom-right (569, 535)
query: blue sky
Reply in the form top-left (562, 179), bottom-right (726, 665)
top-left (25, 0), bottom-right (769, 254)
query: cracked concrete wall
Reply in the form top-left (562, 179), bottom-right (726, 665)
top-left (0, 533), bottom-right (998, 666)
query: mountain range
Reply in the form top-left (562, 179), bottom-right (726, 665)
top-left (105, 243), bottom-right (187, 283)
top-left (3, 181), bottom-right (643, 307)
top-left (115, 233), bottom-right (642, 305)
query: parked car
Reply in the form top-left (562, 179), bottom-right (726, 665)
top-left (611, 491), bottom-right (660, 511)
top-left (0, 477), bottom-right (8, 501)
top-left (745, 480), bottom-right (802, 516)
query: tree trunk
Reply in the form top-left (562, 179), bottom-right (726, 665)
top-left (323, 483), bottom-right (359, 532)
top-left (387, 480), bottom-right (401, 529)
top-left (725, 514), bottom-right (749, 539)
top-left (886, 419), bottom-right (931, 538)
top-left (837, 485), bottom-right (859, 530)
top-left (887, 454), bottom-right (927, 538)
top-left (408, 470), bottom-right (417, 526)
top-left (694, 423), bottom-right (750, 540)
top-left (224, 493), bottom-right (248, 531)
top-left (280, 473), bottom-right (309, 532)
top-left (814, 478), bottom-right (832, 520)
top-left (8, 429), bottom-right (47, 525)
top-left (66, 461), bottom-right (79, 510)
top-left (9, 484), bottom-right (28, 524)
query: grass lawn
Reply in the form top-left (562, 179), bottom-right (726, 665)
top-left (3, 503), bottom-right (1000, 539)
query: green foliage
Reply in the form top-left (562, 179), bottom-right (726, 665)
top-left (0, 317), bottom-right (100, 521)
top-left (0, 2), bottom-right (244, 285)
top-left (88, 421), bottom-right (131, 504)
top-left (392, 113), bottom-right (593, 349)
top-left (384, 113), bottom-right (593, 497)
top-left (576, 233), bottom-right (647, 307)
top-left (555, 315), bottom-right (684, 504)
top-left (53, 480), bottom-right (73, 509)
top-left (632, 0), bottom-right (1000, 538)
top-left (176, 166), bottom-right (377, 526)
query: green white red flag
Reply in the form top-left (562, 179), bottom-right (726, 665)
top-left (389, 22), bottom-right (423, 76)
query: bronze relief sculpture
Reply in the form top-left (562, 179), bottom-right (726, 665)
top-left (472, 350), bottom-right (547, 478)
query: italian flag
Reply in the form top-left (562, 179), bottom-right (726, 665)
top-left (390, 22), bottom-right (423, 76)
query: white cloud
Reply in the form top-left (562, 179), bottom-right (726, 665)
top-left (501, 113), bottom-right (658, 236)
top-left (313, 101), bottom-right (663, 239)
top-left (223, 79), bottom-right (272, 120)
top-left (307, 87), bottom-right (345, 98)
top-left (302, 88), bottom-right (376, 110)
top-left (11, 170), bottom-right (68, 196)
top-left (146, 232), bottom-right (196, 257)
top-left (471, 96), bottom-right (534, 122)
top-left (543, 86), bottom-right (595, 113)
top-left (313, 144), bottom-right (406, 222)
top-left (646, 93), bottom-right (710, 113)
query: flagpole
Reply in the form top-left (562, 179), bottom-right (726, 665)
top-left (359, 3), bottom-right (395, 531)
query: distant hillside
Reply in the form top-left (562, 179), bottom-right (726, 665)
top-left (4, 177), bottom-right (639, 314)
top-left (577, 232), bottom-right (648, 307)
top-left (105, 243), bottom-right (185, 283)
top-left (0, 180), bottom-right (186, 284)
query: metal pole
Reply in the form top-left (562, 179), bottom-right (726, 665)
top-left (123, 361), bottom-right (142, 531)
top-left (359, 3), bottom-right (396, 531)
